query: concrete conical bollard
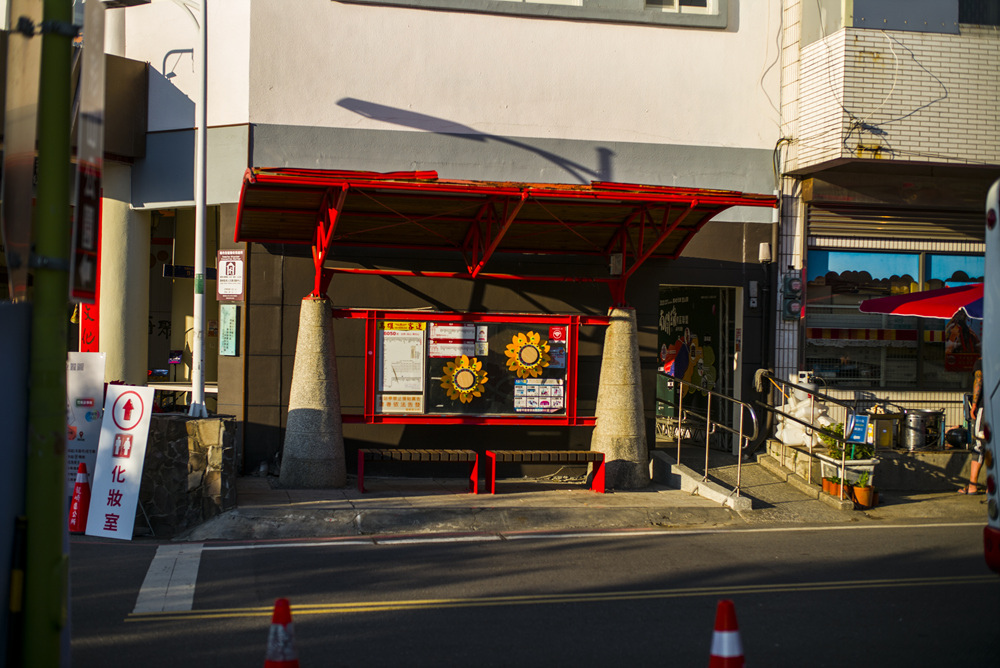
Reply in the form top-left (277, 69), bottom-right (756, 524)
top-left (279, 296), bottom-right (346, 488)
top-left (591, 306), bottom-right (649, 489)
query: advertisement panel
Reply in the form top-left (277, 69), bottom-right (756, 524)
top-left (658, 286), bottom-right (722, 418)
top-left (66, 352), bottom-right (106, 503)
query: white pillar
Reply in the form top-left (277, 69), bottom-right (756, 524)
top-left (99, 163), bottom-right (149, 385)
top-left (591, 307), bottom-right (649, 489)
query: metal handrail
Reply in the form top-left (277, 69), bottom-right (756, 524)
top-left (752, 371), bottom-right (877, 501)
top-left (655, 371), bottom-right (760, 498)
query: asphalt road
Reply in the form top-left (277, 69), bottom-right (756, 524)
top-left (70, 522), bottom-right (999, 667)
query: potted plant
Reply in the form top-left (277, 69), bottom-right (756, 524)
top-left (850, 470), bottom-right (875, 509)
top-left (822, 476), bottom-right (843, 497)
top-left (816, 421), bottom-right (879, 490)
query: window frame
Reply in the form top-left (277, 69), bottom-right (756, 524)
top-left (803, 248), bottom-right (984, 391)
top-left (334, 0), bottom-right (728, 29)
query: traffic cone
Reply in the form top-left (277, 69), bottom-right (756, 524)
top-left (708, 599), bottom-right (744, 667)
top-left (264, 598), bottom-right (299, 667)
top-left (68, 463), bottom-right (91, 534)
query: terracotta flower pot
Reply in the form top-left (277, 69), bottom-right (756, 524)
top-left (822, 477), bottom-right (832, 494)
top-left (852, 485), bottom-right (874, 508)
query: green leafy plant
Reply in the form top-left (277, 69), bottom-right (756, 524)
top-left (819, 423), bottom-right (844, 451)
top-left (855, 470), bottom-right (871, 488)
top-left (823, 421), bottom-right (875, 460)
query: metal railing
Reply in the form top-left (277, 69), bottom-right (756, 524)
top-left (752, 370), bottom-right (877, 501)
top-left (655, 372), bottom-right (759, 498)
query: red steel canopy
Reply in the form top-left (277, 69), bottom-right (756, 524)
top-left (235, 168), bottom-right (777, 303)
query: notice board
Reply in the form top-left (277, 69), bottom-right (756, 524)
top-left (335, 310), bottom-right (608, 425)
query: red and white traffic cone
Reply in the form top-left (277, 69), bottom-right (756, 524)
top-left (708, 599), bottom-right (744, 667)
top-left (264, 598), bottom-right (299, 668)
top-left (68, 463), bottom-right (91, 534)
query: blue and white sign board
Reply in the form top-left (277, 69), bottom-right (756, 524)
top-left (846, 414), bottom-right (870, 444)
top-left (66, 351), bottom-right (106, 504)
top-left (85, 385), bottom-right (154, 540)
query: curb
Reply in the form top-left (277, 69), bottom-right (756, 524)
top-left (177, 503), bottom-right (739, 542)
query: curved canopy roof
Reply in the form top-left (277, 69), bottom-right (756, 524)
top-left (234, 168), bottom-right (776, 299)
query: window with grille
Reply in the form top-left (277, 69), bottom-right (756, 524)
top-left (335, 0), bottom-right (727, 28)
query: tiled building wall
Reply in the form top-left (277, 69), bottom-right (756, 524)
top-left (775, 1), bottom-right (804, 383)
top-left (797, 24), bottom-right (1000, 170)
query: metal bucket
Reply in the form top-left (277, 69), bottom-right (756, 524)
top-left (903, 410), bottom-right (943, 450)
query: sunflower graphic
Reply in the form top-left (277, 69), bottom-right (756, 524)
top-left (504, 331), bottom-right (551, 379)
top-left (440, 355), bottom-right (488, 403)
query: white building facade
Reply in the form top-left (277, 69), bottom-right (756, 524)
top-left (94, 0), bottom-right (785, 469)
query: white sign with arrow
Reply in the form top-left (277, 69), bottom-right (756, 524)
top-left (86, 385), bottom-right (155, 540)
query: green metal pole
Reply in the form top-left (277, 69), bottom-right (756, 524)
top-left (24, 0), bottom-right (73, 663)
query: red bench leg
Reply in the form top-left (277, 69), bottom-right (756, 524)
top-left (358, 451), bottom-right (366, 493)
top-left (591, 457), bottom-right (606, 493)
top-left (486, 451), bottom-right (497, 494)
top-left (469, 455), bottom-right (479, 494)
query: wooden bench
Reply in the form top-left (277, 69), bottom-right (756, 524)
top-left (357, 449), bottom-right (480, 494)
top-left (484, 450), bottom-right (605, 494)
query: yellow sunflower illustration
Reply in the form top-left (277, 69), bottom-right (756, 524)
top-left (504, 331), bottom-right (551, 379)
top-left (440, 355), bottom-right (488, 403)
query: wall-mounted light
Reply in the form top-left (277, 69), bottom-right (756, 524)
top-left (758, 242), bottom-right (772, 264)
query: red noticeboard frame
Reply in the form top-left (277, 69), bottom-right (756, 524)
top-left (333, 309), bottom-right (610, 426)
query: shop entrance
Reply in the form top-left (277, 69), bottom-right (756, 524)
top-left (656, 285), bottom-right (743, 452)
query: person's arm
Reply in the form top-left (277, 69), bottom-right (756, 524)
top-left (971, 367), bottom-right (984, 419)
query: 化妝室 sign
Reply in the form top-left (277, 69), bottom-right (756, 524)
top-left (86, 385), bottom-right (154, 540)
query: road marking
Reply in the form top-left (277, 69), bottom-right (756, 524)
top-left (202, 539), bottom-right (375, 551)
top-left (133, 543), bottom-right (204, 613)
top-left (126, 573), bottom-right (997, 622)
top-left (190, 521), bottom-right (984, 552)
top-left (376, 534), bottom-right (503, 545)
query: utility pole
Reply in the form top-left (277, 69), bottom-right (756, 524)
top-left (188, 0), bottom-right (208, 417)
top-left (24, 0), bottom-right (73, 663)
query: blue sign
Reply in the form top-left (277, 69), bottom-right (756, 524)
top-left (846, 414), bottom-right (869, 444)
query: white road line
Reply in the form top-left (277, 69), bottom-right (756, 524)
top-left (202, 539), bottom-right (375, 551)
top-left (376, 534), bottom-right (503, 545)
top-left (133, 543), bottom-right (204, 613)
top-left (504, 521), bottom-right (984, 540)
top-left (182, 521), bottom-right (983, 552)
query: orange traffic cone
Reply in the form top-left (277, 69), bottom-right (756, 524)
top-left (68, 463), bottom-right (91, 534)
top-left (708, 599), bottom-right (744, 667)
top-left (264, 598), bottom-right (299, 667)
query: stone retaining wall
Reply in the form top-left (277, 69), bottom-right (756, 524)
top-left (138, 415), bottom-right (236, 537)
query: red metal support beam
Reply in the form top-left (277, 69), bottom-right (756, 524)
top-left (471, 192), bottom-right (528, 278)
top-left (310, 186), bottom-right (347, 297)
top-left (622, 201), bottom-right (697, 281)
top-left (329, 266), bottom-right (617, 285)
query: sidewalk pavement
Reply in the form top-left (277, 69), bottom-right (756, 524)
top-left (179, 450), bottom-right (990, 541)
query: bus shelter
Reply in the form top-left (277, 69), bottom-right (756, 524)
top-left (234, 168), bottom-right (776, 488)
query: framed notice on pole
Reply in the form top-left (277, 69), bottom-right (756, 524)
top-left (216, 249), bottom-right (245, 301)
top-left (86, 385), bottom-right (155, 540)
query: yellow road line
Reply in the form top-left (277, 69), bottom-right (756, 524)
top-left (126, 574), bottom-right (997, 623)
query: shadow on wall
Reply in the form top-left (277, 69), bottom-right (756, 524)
top-left (337, 98), bottom-right (615, 185)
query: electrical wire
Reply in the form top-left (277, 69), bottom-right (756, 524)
top-left (758, 0), bottom-right (783, 123)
